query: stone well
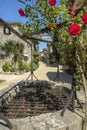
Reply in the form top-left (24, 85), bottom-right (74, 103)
top-left (0, 80), bottom-right (83, 130)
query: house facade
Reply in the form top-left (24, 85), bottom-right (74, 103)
top-left (0, 22), bottom-right (31, 61)
top-left (0, 21), bottom-right (39, 73)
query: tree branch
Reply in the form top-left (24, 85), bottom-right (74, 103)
top-left (25, 36), bottom-right (52, 42)
top-left (18, 0), bottom-right (26, 5)
top-left (24, 27), bottom-right (51, 36)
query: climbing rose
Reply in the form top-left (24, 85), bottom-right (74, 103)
top-left (82, 12), bottom-right (87, 24)
top-left (68, 23), bottom-right (81, 35)
top-left (70, 14), bottom-right (73, 18)
top-left (49, 0), bottom-right (56, 6)
top-left (73, 9), bottom-right (78, 13)
top-left (18, 8), bottom-right (25, 16)
top-left (71, 8), bottom-right (78, 15)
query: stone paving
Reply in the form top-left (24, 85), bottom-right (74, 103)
top-left (0, 62), bottom-right (72, 91)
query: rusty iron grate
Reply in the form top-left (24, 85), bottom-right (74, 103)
top-left (0, 81), bottom-right (71, 119)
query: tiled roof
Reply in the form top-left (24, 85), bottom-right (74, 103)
top-left (7, 22), bottom-right (20, 25)
top-left (0, 21), bottom-right (20, 26)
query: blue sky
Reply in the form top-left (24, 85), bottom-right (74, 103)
top-left (0, 0), bottom-right (60, 51)
top-left (0, 0), bottom-right (47, 51)
top-left (0, 0), bottom-right (26, 23)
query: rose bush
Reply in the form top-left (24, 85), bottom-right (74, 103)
top-left (68, 23), bottom-right (81, 35)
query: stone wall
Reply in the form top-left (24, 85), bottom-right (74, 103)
top-left (0, 80), bottom-right (83, 130)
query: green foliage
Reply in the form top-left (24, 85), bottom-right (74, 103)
top-left (59, 42), bottom-right (73, 66)
top-left (0, 40), bottom-right (24, 58)
top-left (33, 50), bottom-right (40, 57)
top-left (19, 62), bottom-right (29, 71)
top-left (76, 85), bottom-right (82, 91)
top-left (1, 40), bottom-right (14, 57)
top-left (29, 59), bottom-right (39, 71)
top-left (9, 67), bottom-right (15, 73)
top-left (0, 40), bottom-right (24, 73)
top-left (76, 45), bottom-right (87, 81)
top-left (12, 42), bottom-right (24, 64)
top-left (18, 0), bottom-right (70, 34)
top-left (2, 62), bottom-right (10, 72)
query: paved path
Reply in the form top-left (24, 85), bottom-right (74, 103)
top-left (0, 62), bottom-right (72, 91)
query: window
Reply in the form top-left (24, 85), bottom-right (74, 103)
top-left (3, 27), bottom-right (11, 35)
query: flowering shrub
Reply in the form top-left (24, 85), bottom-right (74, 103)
top-left (82, 12), bottom-right (87, 24)
top-left (68, 23), bottom-right (81, 35)
top-left (18, 8), bottom-right (25, 16)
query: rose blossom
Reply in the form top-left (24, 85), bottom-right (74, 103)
top-left (69, 8), bottom-right (78, 17)
top-left (68, 23), bottom-right (81, 35)
top-left (49, 0), bottom-right (56, 6)
top-left (18, 8), bottom-right (25, 16)
top-left (21, 105), bottom-right (26, 110)
top-left (82, 13), bottom-right (87, 24)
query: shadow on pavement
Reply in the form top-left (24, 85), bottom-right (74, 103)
top-left (46, 71), bottom-right (72, 84)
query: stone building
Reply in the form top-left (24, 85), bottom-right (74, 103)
top-left (0, 21), bottom-right (39, 73)
top-left (0, 22), bottom-right (31, 61)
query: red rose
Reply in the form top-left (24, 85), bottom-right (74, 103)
top-left (68, 23), bottom-right (81, 35)
top-left (21, 105), bottom-right (26, 110)
top-left (70, 14), bottom-right (73, 18)
top-left (49, 0), bottom-right (56, 6)
top-left (82, 12), bottom-right (87, 24)
top-left (73, 9), bottom-right (78, 13)
top-left (71, 8), bottom-right (78, 15)
top-left (18, 8), bottom-right (26, 16)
